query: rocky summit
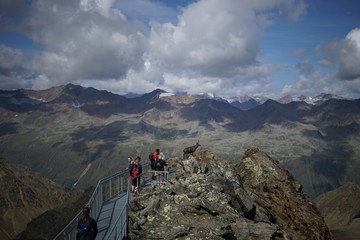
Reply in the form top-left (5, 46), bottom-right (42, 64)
top-left (128, 149), bottom-right (334, 240)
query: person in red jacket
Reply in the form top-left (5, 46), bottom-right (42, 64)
top-left (130, 156), bottom-right (142, 193)
top-left (150, 149), bottom-right (160, 180)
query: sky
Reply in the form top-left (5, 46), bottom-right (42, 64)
top-left (0, 0), bottom-right (360, 99)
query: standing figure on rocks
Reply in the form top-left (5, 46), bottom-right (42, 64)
top-left (155, 155), bottom-right (168, 186)
top-left (130, 157), bottom-right (143, 193)
top-left (183, 141), bottom-right (200, 158)
top-left (76, 207), bottom-right (98, 240)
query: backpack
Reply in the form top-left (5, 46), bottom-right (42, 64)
top-left (132, 167), bottom-right (139, 178)
top-left (155, 159), bottom-right (162, 168)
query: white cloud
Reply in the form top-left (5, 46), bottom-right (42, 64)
top-left (0, 44), bottom-right (24, 75)
top-left (80, 0), bottom-right (118, 17)
top-left (281, 71), bottom-right (334, 96)
top-left (317, 28), bottom-right (360, 81)
top-left (0, 75), bottom-right (31, 90)
top-left (162, 73), bottom-right (223, 95)
top-left (0, 0), bottom-right (307, 97)
top-left (149, 0), bottom-right (265, 78)
top-left (0, 44), bottom-right (31, 90)
top-left (145, 0), bottom-right (305, 95)
top-left (281, 66), bottom-right (360, 99)
top-left (31, 74), bottom-right (53, 90)
top-left (29, 0), bottom-right (147, 85)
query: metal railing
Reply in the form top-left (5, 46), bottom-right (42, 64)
top-left (103, 168), bottom-right (184, 240)
top-left (53, 163), bottom-right (151, 240)
top-left (53, 163), bottom-right (182, 240)
top-left (103, 170), bottom-right (164, 240)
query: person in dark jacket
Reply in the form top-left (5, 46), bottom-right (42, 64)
top-left (76, 207), bottom-right (98, 240)
top-left (154, 156), bottom-right (167, 186)
top-left (130, 156), bottom-right (142, 192)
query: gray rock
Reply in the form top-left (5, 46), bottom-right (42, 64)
top-left (128, 149), bottom-right (334, 240)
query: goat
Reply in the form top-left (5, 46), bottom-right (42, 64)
top-left (183, 141), bottom-right (200, 157)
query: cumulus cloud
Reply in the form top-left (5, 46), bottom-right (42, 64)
top-left (317, 28), bottom-right (360, 81)
top-left (0, 44), bottom-right (24, 75)
top-left (1, 0), bottom-right (147, 89)
top-left (149, 0), bottom-right (305, 79)
top-left (0, 44), bottom-right (33, 89)
top-left (142, 0), bottom-right (306, 96)
top-left (281, 62), bottom-right (360, 99)
top-left (0, 0), bottom-right (306, 96)
top-left (281, 71), bottom-right (334, 96)
top-left (35, 0), bottom-right (147, 87)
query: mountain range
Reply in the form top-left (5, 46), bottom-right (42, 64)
top-left (0, 84), bottom-right (359, 199)
top-left (173, 91), bottom-right (347, 110)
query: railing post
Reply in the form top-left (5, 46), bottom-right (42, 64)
top-left (100, 183), bottom-right (103, 203)
top-left (109, 179), bottom-right (112, 199)
top-left (93, 189), bottom-right (97, 218)
top-left (117, 176), bottom-right (120, 196)
top-left (121, 176), bottom-right (124, 193)
top-left (96, 188), bottom-right (99, 216)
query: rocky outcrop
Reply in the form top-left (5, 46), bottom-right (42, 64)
top-left (128, 149), bottom-right (334, 240)
top-left (0, 159), bottom-right (73, 239)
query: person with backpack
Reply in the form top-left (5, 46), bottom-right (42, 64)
top-left (150, 149), bottom-right (160, 180)
top-left (154, 155), bottom-right (167, 186)
top-left (130, 156), bottom-right (142, 193)
top-left (76, 207), bottom-right (98, 240)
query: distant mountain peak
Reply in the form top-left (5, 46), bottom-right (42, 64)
top-left (276, 92), bottom-right (348, 105)
top-left (138, 89), bottom-right (167, 102)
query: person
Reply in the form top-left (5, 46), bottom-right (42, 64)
top-left (76, 207), bottom-right (98, 240)
top-left (130, 156), bottom-right (142, 193)
top-left (154, 155), bottom-right (168, 186)
top-left (125, 157), bottom-right (134, 177)
top-left (160, 152), bottom-right (167, 161)
top-left (150, 149), bottom-right (160, 180)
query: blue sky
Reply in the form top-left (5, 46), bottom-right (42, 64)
top-left (0, 0), bottom-right (360, 99)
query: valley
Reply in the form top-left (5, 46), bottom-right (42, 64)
top-left (1, 84), bottom-right (360, 199)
